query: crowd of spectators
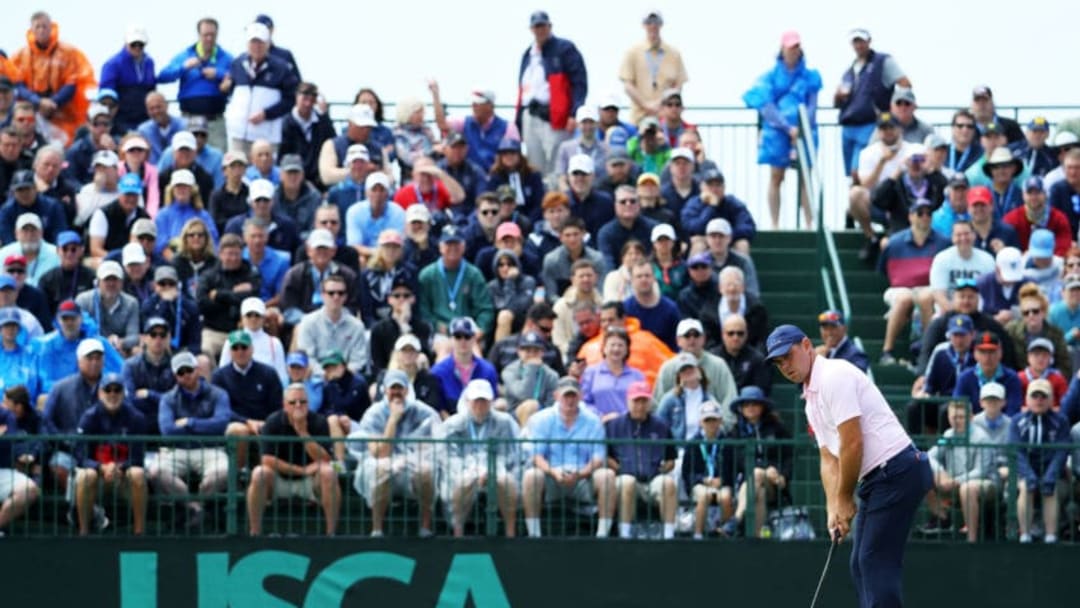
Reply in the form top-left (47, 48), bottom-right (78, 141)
top-left (0, 9), bottom-right (1078, 542)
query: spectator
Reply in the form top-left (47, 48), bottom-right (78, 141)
top-left (930, 174), bottom-right (971, 237)
top-left (619, 11), bottom-right (689, 125)
top-left (604, 380), bottom-right (678, 539)
top-left (1010, 378), bottom-right (1070, 544)
top-left (135, 92), bottom-right (185, 165)
top-left (0, 128), bottom-right (25, 195)
top-left (649, 224), bottom-right (685, 299)
top-left (681, 170), bottom-right (756, 253)
top-left (459, 192), bottom-right (500, 262)
top-left (656, 348), bottom-right (737, 438)
top-left (38, 231), bottom-right (91, 315)
top-left (849, 113), bottom-right (912, 260)
top-left (979, 147), bottom-right (1027, 215)
top-left (246, 381), bottom-right (339, 536)
top-left (391, 97), bottom-right (436, 179)
top-left (870, 87), bottom-right (934, 146)
top-left (417, 225), bottom-right (493, 338)
top-left (282, 352), bottom-right (322, 413)
top-left (516, 11), bottom-right (588, 178)
top-left (318, 104), bottom-right (379, 189)
top-left (500, 327), bottom-right (561, 426)
top-left (121, 317), bottom-right (175, 435)
top-left (32, 144), bottom-right (79, 226)
top-left (241, 218), bottom-right (289, 306)
top-left (317, 350), bottom-right (370, 463)
top-left (596, 149), bottom-right (638, 197)
top-left (32, 302), bottom-right (123, 399)
top-left (963, 382), bottom-right (1012, 542)
top-left (437, 132), bottom-right (488, 217)
top-left (0, 274), bottom-right (43, 340)
top-left (1003, 176), bottom-right (1071, 255)
top-left (486, 301), bottom-right (562, 375)
top-left (10, 12), bottom-right (96, 145)
top-left (920, 400), bottom-right (982, 537)
top-left (627, 116), bottom-right (671, 174)
top-left (342, 172), bottom-right (403, 260)
top-left (954, 331), bottom-right (1022, 416)
top-left (701, 266), bottom-right (769, 351)
top-left (928, 219), bottom-right (996, 313)
top-left (432, 85), bottom-right (519, 173)
top-left (273, 154), bottom-right (320, 234)
top-left (915, 279), bottom-right (1016, 377)
top-left (371, 335), bottom-right (442, 413)
top-left (224, 179), bottom-right (300, 256)
top-left (155, 169), bottom-right (218, 255)
top-left (522, 376), bottom-right (614, 538)
top-left (437, 379), bottom-right (521, 537)
top-left (678, 251), bottom-right (717, 317)
top-left (962, 122), bottom-right (1013, 189)
top-left (87, 173), bottom-right (149, 263)
top-left (218, 298), bottom-right (286, 383)
top-left (1006, 283), bottom-right (1070, 376)
top-left (1010, 117), bottom-right (1056, 177)
top-left (196, 233), bottom-right (258, 358)
top-left (476, 220), bottom-right (541, 283)
top-left (65, 103), bottom-right (119, 185)
top-left (1020, 229), bottom-right (1064, 298)
top-left (0, 169), bottom-right (67, 244)
top-left (0, 308), bottom-right (39, 400)
top-left (6, 256), bottom-right (51, 328)
top-left (157, 117), bottom-right (224, 192)
top-left (74, 150), bottom-right (124, 228)
top-left (554, 106), bottom-right (609, 191)
top-left (299, 203), bottom-right (361, 272)
top-left (623, 260), bottom-right (681, 350)
top-left (1044, 132), bottom-right (1080, 191)
top-left (156, 18), bottom-right (233, 152)
top-left (551, 259), bottom-right (603, 355)
top-left (712, 313), bottom-right (773, 395)
top-left (580, 328), bottom-right (645, 422)
top-left (392, 157), bottom-right (466, 214)
top-left (430, 317), bottom-right (498, 417)
top-left (1017, 338), bottom-right (1068, 408)
top-left (1049, 273), bottom-right (1080, 371)
top-left (682, 401), bottom-right (734, 540)
top-left (602, 238), bottom-right (647, 303)
top-left (0, 395), bottom-right (40, 533)
top-left (221, 22), bottom-right (298, 155)
top-left (280, 229), bottom-right (360, 322)
top-left (636, 173), bottom-right (675, 232)
top-left (723, 386), bottom-right (793, 538)
top-left (743, 30), bottom-right (821, 229)
top-left (142, 264), bottom-right (201, 355)
top-left (876, 201), bottom-right (951, 364)
top-left (367, 281), bottom-right (434, 375)
top-left (355, 230), bottom-right (411, 327)
top-left (213, 330), bottom-right (283, 474)
top-left (1048, 149), bottom-right (1080, 236)
top-left (73, 373), bottom-right (148, 536)
top-left (815, 310), bottom-right (869, 372)
top-left (909, 314), bottom-right (976, 434)
top-left (244, 140), bottom-right (279, 185)
top-left (76, 261), bottom-right (140, 355)
top-left (871, 144), bottom-right (947, 234)
top-left (156, 351), bottom-right (231, 530)
top-left (120, 242), bottom-right (153, 305)
top-left (488, 249), bottom-right (536, 341)
top-left (42, 338), bottom-right (109, 497)
top-left (970, 86), bottom-right (1024, 144)
top-left (0, 213), bottom-right (58, 287)
top-left (207, 151), bottom-right (249, 234)
top-left (349, 369), bottom-right (440, 537)
top-left (834, 27), bottom-right (911, 175)
top-left (542, 215), bottom-right (605, 300)
top-left (487, 139), bottom-right (545, 222)
top-left (279, 82), bottom-right (334, 191)
top-left (563, 303), bottom-right (603, 380)
top-left (942, 110), bottom-right (983, 177)
top-left (293, 274), bottom-right (368, 377)
top-left (967, 185), bottom-right (1019, 255)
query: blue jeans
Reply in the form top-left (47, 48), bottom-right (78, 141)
top-left (850, 445), bottom-right (933, 608)
top-left (842, 123), bottom-right (877, 175)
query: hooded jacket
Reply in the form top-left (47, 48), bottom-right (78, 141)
top-left (487, 249), bottom-right (536, 318)
top-left (31, 313), bottom-right (123, 395)
top-left (11, 21), bottom-right (97, 144)
top-left (196, 258), bottom-right (261, 332)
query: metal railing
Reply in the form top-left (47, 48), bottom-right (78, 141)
top-left (2, 434), bottom-right (1076, 543)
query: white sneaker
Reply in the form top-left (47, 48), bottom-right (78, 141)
top-left (1019, 533), bottom-right (1032, 543)
top-left (370, 530), bottom-right (384, 538)
top-left (1045, 534), bottom-right (1058, 544)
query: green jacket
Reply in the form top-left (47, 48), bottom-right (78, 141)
top-left (417, 259), bottom-right (494, 335)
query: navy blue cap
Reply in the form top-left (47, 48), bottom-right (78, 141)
top-left (979, 121), bottom-right (1002, 136)
top-left (440, 224), bottom-right (465, 243)
top-left (144, 316), bottom-right (169, 332)
top-left (56, 230), bottom-right (82, 248)
top-left (946, 313), bottom-right (974, 336)
top-left (687, 251), bottom-right (712, 267)
top-left (517, 331), bottom-right (544, 349)
top-left (910, 198), bottom-right (933, 210)
top-left (497, 138), bottom-right (521, 153)
top-left (286, 352), bottom-right (309, 368)
top-left (1024, 175), bottom-right (1045, 193)
top-left (877, 112), bottom-right (899, 128)
top-left (529, 11), bottom-right (551, 26)
top-left (450, 317), bottom-right (476, 338)
top-left (947, 173), bottom-right (970, 189)
top-left (701, 167), bottom-right (724, 183)
top-left (0, 307), bottom-right (20, 326)
top-left (10, 170), bottom-right (34, 190)
top-left (101, 373), bottom-right (124, 389)
top-left (255, 14), bottom-right (274, 28)
top-left (765, 324), bottom-right (808, 361)
top-left (1027, 116), bottom-right (1050, 131)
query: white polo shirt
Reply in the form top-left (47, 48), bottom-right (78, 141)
top-left (802, 355), bottom-right (911, 479)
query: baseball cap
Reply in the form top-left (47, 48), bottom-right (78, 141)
top-left (973, 331), bottom-right (1001, 351)
top-left (121, 136), bottom-right (148, 153)
top-left (76, 338), bottom-right (105, 359)
top-left (568, 154), bottom-right (595, 175)
top-left (168, 169), bottom-right (196, 188)
top-left (348, 104), bottom-right (377, 127)
top-left (980, 121), bottom-right (1004, 138)
top-left (223, 150), bottom-right (248, 167)
top-left (948, 173), bottom-right (970, 189)
top-left (780, 30), bottom-right (801, 49)
top-left (449, 317), bottom-right (477, 338)
top-left (15, 213), bottom-right (41, 232)
top-left (394, 334), bottom-right (421, 351)
top-left (378, 229), bottom-right (404, 246)
top-left (954, 277), bottom-right (979, 292)
top-left (627, 381), bottom-right (653, 402)
top-left (1065, 274), bottom-right (1080, 290)
top-left (171, 131), bottom-right (196, 151)
top-left (245, 22), bottom-right (270, 42)
top-left (817, 310), bottom-right (845, 326)
top-left (670, 147), bottom-right (694, 163)
top-left (575, 105), bottom-right (598, 123)
top-left (254, 14), bottom-right (274, 28)
top-left (405, 204), bottom-right (431, 223)
top-left (241, 297), bottom-right (266, 316)
top-left (607, 148), bottom-right (631, 163)
top-left (702, 168), bottom-right (725, 183)
top-left (979, 382), bottom-right (1005, 401)
top-left (529, 10), bottom-right (551, 26)
top-left (946, 314), bottom-right (974, 336)
top-left (1029, 228), bottom-right (1055, 258)
top-left (57, 231), bottom-right (82, 248)
top-left (170, 351), bottom-right (198, 374)
top-left (877, 113), bottom-right (899, 128)
top-left (497, 138), bottom-right (521, 153)
top-left (891, 87), bottom-right (916, 104)
top-left (279, 154), bottom-right (304, 172)
top-left (97, 260), bottom-right (124, 281)
top-left (672, 352), bottom-right (698, 371)
top-left (319, 350), bottom-right (346, 367)
top-left (87, 103), bottom-right (110, 120)
top-left (1027, 337), bottom-right (1054, 354)
top-left (700, 401), bottom-right (723, 420)
top-left (122, 242), bottom-right (147, 266)
top-left (554, 376), bottom-right (581, 396)
top-left (0, 308), bottom-right (21, 326)
top-left (0, 276), bottom-right (14, 291)
top-left (440, 224), bottom-right (465, 243)
top-left (365, 171), bottom-right (390, 193)
top-left (972, 85), bottom-right (993, 99)
top-left (495, 185), bottom-right (517, 202)
top-left (186, 115), bottom-right (209, 134)
top-left (598, 92), bottom-right (622, 110)
top-left (125, 24), bottom-right (149, 46)
top-left (910, 198), bottom-right (933, 212)
top-left (346, 144), bottom-right (371, 165)
top-left (650, 223), bottom-right (675, 242)
top-left (228, 330), bottom-right (252, 347)
top-left (286, 352), bottom-right (309, 368)
top-left (93, 150), bottom-right (120, 168)
top-left (1027, 117), bottom-right (1050, 132)
top-left (517, 331), bottom-right (544, 350)
top-left (706, 218), bottom-right (732, 235)
top-left (764, 324), bottom-right (808, 361)
top-left (1024, 176), bottom-right (1045, 193)
top-left (463, 379), bottom-right (495, 401)
top-left (642, 10), bottom-right (663, 24)
top-left (966, 186), bottom-right (992, 207)
top-left (496, 222), bottom-right (522, 241)
top-left (661, 88), bottom-right (682, 103)
top-left (639, 116), bottom-right (660, 131)
top-left (383, 369), bottom-right (410, 389)
top-left (471, 89), bottom-right (495, 105)
top-left (1027, 378), bottom-right (1053, 398)
top-left (248, 179), bottom-right (275, 202)
top-left (154, 265), bottom-right (178, 283)
top-left (118, 173), bottom-right (143, 195)
top-left (848, 28), bottom-right (870, 41)
top-left (57, 300), bottom-right (81, 318)
top-left (924, 133), bottom-right (947, 150)
top-left (9, 170), bottom-right (34, 190)
top-left (676, 319), bottom-right (704, 337)
top-left (637, 172), bottom-right (661, 187)
top-left (445, 132), bottom-right (466, 147)
top-left (144, 316), bottom-right (169, 332)
top-left (4, 255), bottom-right (26, 269)
top-left (306, 229), bottom-right (336, 249)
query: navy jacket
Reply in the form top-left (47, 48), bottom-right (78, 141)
top-left (825, 337), bottom-right (869, 373)
top-left (567, 188), bottom-right (614, 237)
top-left (122, 352), bottom-right (175, 435)
top-left (682, 430), bottom-right (736, 489)
top-left (0, 194), bottom-right (69, 244)
top-left (728, 411), bottom-right (793, 482)
top-left (99, 46), bottom-right (157, 131)
top-left (320, 372), bottom-right (371, 419)
top-left (917, 311), bottom-right (1015, 375)
top-left (975, 272), bottom-right (1019, 318)
top-left (211, 361), bottom-right (283, 422)
top-left (141, 294), bottom-right (202, 354)
top-left (1009, 409), bottom-right (1070, 492)
top-left (43, 373), bottom-right (101, 449)
top-left (486, 170), bottom-right (546, 222)
top-left (837, 50), bottom-right (892, 126)
top-left (159, 379), bottom-right (231, 443)
top-left (597, 217), bottom-right (658, 271)
top-left (923, 345), bottom-right (976, 396)
top-left (75, 402), bottom-right (148, 469)
top-left (1058, 376), bottom-right (1080, 426)
top-left (953, 365), bottom-right (1022, 415)
top-left (680, 193), bottom-right (756, 241)
top-left (515, 35), bottom-right (587, 131)
top-left (604, 413), bottom-right (677, 482)
top-left (660, 181), bottom-right (700, 222)
top-left (1048, 180), bottom-right (1080, 238)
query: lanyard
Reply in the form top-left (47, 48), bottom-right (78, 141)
top-left (438, 259), bottom-right (466, 312)
top-left (644, 46), bottom-right (664, 90)
top-left (172, 296), bottom-right (182, 350)
top-left (700, 442), bottom-right (718, 479)
top-left (993, 184), bottom-right (1017, 218)
top-left (468, 418), bottom-right (486, 441)
top-left (948, 144), bottom-right (971, 172)
top-left (902, 173), bottom-right (928, 200)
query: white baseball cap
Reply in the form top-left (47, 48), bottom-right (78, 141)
top-left (567, 154), bottom-right (594, 175)
top-left (979, 382), bottom-right (1005, 401)
top-left (575, 105), bottom-right (598, 123)
top-left (15, 213), bottom-right (42, 231)
top-left (463, 379), bottom-right (494, 401)
top-left (348, 104), bottom-right (377, 127)
top-left (92, 150), bottom-right (119, 168)
top-left (345, 144), bottom-right (370, 165)
top-left (241, 297), bottom-right (266, 317)
top-left (125, 25), bottom-right (149, 45)
top-left (676, 318), bottom-right (704, 337)
top-left (122, 242), bottom-right (147, 266)
top-left (171, 131), bottom-right (197, 151)
top-left (706, 218), bottom-right (733, 235)
top-left (87, 103), bottom-right (110, 120)
top-left (394, 334), bottom-right (421, 351)
top-left (405, 204), bottom-right (431, 223)
top-left (670, 147), bottom-right (695, 163)
top-left (307, 228), bottom-right (336, 249)
top-left (249, 179), bottom-right (275, 201)
top-left (246, 22), bottom-right (271, 42)
top-left (76, 338), bottom-right (105, 359)
top-left (97, 260), bottom-right (124, 280)
top-left (365, 172), bottom-right (391, 192)
top-left (471, 89), bottom-right (495, 105)
top-left (995, 247), bottom-right (1023, 283)
top-left (168, 169), bottom-right (196, 188)
top-left (651, 223), bottom-right (676, 242)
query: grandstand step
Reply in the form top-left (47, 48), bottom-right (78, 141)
top-left (872, 364), bottom-right (917, 386)
top-left (754, 230), bottom-right (818, 250)
top-left (756, 271), bottom-right (821, 293)
top-left (747, 248), bottom-right (819, 273)
top-left (831, 230), bottom-right (869, 249)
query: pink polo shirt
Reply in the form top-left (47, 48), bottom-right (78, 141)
top-left (802, 355), bottom-right (911, 479)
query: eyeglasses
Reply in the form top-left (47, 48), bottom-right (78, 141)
top-left (193, 132), bottom-right (208, 138)
top-left (1030, 392), bottom-right (1050, 399)
top-left (175, 367), bottom-right (195, 377)
top-left (682, 331), bottom-right (702, 339)
top-left (6, 268), bottom-right (25, 275)
top-left (319, 219), bottom-right (339, 226)
top-left (244, 312), bottom-right (263, 318)
top-left (103, 386), bottom-right (124, 394)
top-left (324, 290), bottom-right (347, 297)
top-left (616, 198), bottom-right (639, 205)
top-left (953, 123), bottom-right (976, 130)
top-left (186, 232), bottom-right (207, 238)
top-left (148, 331), bottom-right (168, 339)
top-left (894, 100), bottom-right (913, 107)
top-left (137, 234), bottom-right (156, 242)
top-left (157, 280), bottom-right (177, 288)
top-left (389, 292), bottom-right (412, 299)
top-left (452, 334), bottom-right (472, 340)
top-left (126, 147), bottom-right (147, 153)
top-left (480, 209), bottom-right (500, 216)
top-left (231, 344), bottom-right (250, 351)
top-left (914, 209), bottom-right (932, 217)
top-left (725, 330), bottom-right (746, 337)
top-left (286, 399), bottom-right (309, 405)
top-left (1021, 308), bottom-right (1042, 316)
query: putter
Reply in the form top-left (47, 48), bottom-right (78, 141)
top-left (810, 530), bottom-right (840, 608)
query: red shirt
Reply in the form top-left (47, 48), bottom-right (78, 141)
top-left (1002, 206), bottom-right (1073, 256)
top-left (1016, 368), bottom-right (1068, 411)
top-left (393, 180), bottom-right (452, 211)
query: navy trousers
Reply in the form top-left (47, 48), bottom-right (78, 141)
top-left (850, 445), bottom-right (933, 608)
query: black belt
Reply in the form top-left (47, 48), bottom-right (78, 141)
top-left (527, 100), bottom-right (551, 122)
top-left (860, 444), bottom-right (917, 484)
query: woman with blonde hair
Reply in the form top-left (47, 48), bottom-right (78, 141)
top-left (392, 97), bottom-right (436, 180)
top-left (117, 133), bottom-right (160, 216)
top-left (172, 217), bottom-right (217, 296)
top-left (1006, 282), bottom-right (1071, 375)
top-left (359, 229), bottom-right (414, 326)
top-left (155, 169), bottom-right (218, 258)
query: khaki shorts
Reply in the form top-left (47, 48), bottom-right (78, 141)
top-left (440, 468), bottom-right (517, 504)
top-left (353, 456), bottom-right (433, 508)
top-left (882, 286), bottom-right (932, 309)
top-left (0, 468), bottom-right (33, 500)
top-left (270, 473), bottom-right (318, 501)
top-left (691, 483), bottom-right (730, 503)
top-left (616, 474), bottom-right (668, 505)
top-left (542, 468), bottom-right (595, 503)
top-left (157, 447), bottom-right (229, 481)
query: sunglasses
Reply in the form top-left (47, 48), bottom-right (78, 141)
top-left (663, 101), bottom-right (682, 107)
top-left (61, 245), bottom-right (82, 253)
top-left (244, 312), bottom-right (263, 318)
top-left (536, 324), bottom-right (554, 334)
top-left (157, 280), bottom-right (177, 288)
top-left (324, 290), bottom-right (347, 297)
top-left (1066, 261), bottom-right (1080, 268)
top-left (286, 399), bottom-right (309, 405)
top-left (953, 123), bottom-right (976, 130)
top-left (185, 232), bottom-right (207, 238)
top-left (231, 343), bottom-right (250, 351)
top-left (616, 198), bottom-right (639, 205)
top-left (128, 42), bottom-right (145, 49)
top-left (92, 121), bottom-right (112, 128)
top-left (6, 268), bottom-right (25, 275)
top-left (725, 330), bottom-right (746, 337)
top-left (1021, 309), bottom-right (1042, 316)
top-left (389, 292), bottom-right (412, 299)
top-left (480, 209), bottom-right (500, 216)
top-left (914, 209), bottom-right (932, 217)
top-left (689, 263), bottom-right (710, 270)
top-left (148, 331), bottom-right (168, 339)
top-left (682, 331), bottom-right (702, 338)
top-left (452, 334), bottom-right (472, 340)
top-left (126, 147), bottom-right (147, 153)
top-left (103, 386), bottom-right (124, 394)
top-left (137, 234), bottom-right (156, 241)
top-left (175, 367), bottom-right (195, 377)
top-left (1030, 392), bottom-right (1050, 399)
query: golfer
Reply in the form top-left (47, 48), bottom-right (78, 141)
top-left (765, 325), bottom-right (931, 607)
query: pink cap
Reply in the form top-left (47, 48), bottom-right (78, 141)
top-left (495, 222), bottom-right (522, 241)
top-left (378, 229), bottom-right (404, 246)
top-left (780, 30), bottom-right (801, 49)
top-left (627, 381), bottom-right (653, 402)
